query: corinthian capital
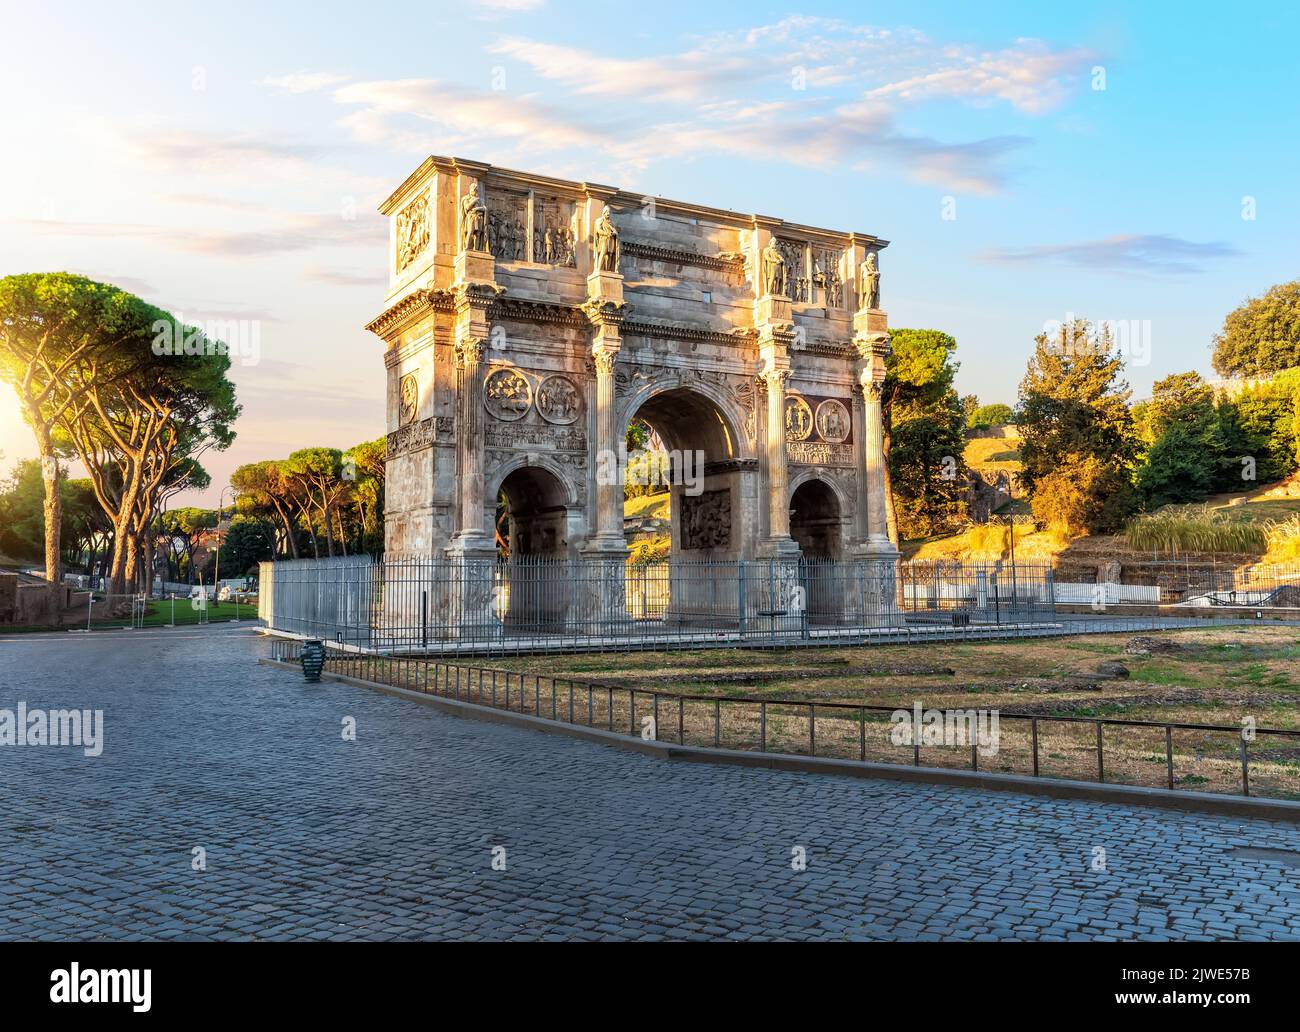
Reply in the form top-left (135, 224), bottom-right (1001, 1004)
top-left (592, 346), bottom-right (619, 377)
top-left (759, 368), bottom-right (790, 393)
top-left (455, 336), bottom-right (486, 368)
top-left (861, 377), bottom-right (885, 403)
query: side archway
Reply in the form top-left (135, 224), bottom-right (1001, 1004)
top-left (790, 477), bottom-right (846, 624)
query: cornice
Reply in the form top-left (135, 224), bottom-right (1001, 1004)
top-left (622, 240), bottom-right (746, 272)
top-left (365, 289), bottom-right (455, 339)
top-left (622, 320), bottom-right (758, 347)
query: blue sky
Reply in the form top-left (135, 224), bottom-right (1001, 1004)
top-left (1, 0), bottom-right (1297, 504)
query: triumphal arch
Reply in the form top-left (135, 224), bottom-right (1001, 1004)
top-left (367, 156), bottom-right (897, 636)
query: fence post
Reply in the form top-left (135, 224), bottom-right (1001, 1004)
top-left (760, 702), bottom-right (767, 752)
top-left (1166, 725), bottom-right (1174, 789)
top-left (1031, 718), bottom-right (1039, 777)
top-left (1096, 722), bottom-right (1105, 783)
top-left (738, 561), bottom-right (747, 641)
top-left (1240, 736), bottom-right (1250, 797)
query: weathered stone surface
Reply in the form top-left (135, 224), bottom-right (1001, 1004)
top-left (367, 157), bottom-right (897, 568)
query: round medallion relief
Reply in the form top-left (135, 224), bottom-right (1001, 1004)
top-left (784, 394), bottom-right (813, 441)
top-left (815, 399), bottom-right (851, 444)
top-left (483, 368), bottom-right (532, 421)
top-left (398, 372), bottom-right (419, 426)
top-left (536, 374), bottom-right (582, 425)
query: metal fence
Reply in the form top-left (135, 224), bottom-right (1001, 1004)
top-left (1054, 559), bottom-right (1300, 606)
top-left (258, 554), bottom-right (1060, 654)
top-left (266, 639), bottom-right (1300, 801)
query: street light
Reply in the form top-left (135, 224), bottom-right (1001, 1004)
top-left (212, 486), bottom-right (234, 607)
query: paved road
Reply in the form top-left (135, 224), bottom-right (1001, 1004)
top-left (2, 626), bottom-right (1299, 941)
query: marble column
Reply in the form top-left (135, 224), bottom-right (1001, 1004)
top-left (449, 335), bottom-right (493, 553)
top-left (590, 347), bottom-right (624, 548)
top-left (860, 376), bottom-right (894, 553)
top-left (761, 368), bottom-right (794, 544)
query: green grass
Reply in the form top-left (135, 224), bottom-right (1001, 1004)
top-left (97, 600), bottom-right (253, 628)
top-left (1127, 663), bottom-right (1200, 687)
top-left (623, 491), bottom-right (670, 519)
top-left (0, 599), bottom-right (255, 634)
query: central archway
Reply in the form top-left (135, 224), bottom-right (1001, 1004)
top-left (621, 383), bottom-right (751, 626)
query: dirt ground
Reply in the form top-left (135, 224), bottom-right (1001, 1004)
top-left (491, 625), bottom-right (1300, 728)
top-left (463, 626), bottom-right (1300, 798)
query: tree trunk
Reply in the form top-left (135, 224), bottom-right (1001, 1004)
top-left (883, 431), bottom-right (899, 547)
top-left (143, 536), bottom-right (154, 597)
top-left (38, 437), bottom-right (61, 583)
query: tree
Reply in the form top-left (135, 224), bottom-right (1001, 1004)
top-left (0, 273), bottom-right (165, 581)
top-left (889, 390), bottom-right (969, 537)
top-left (1134, 372), bottom-right (1223, 507)
top-left (968, 403), bottom-right (1013, 429)
top-left (283, 448), bottom-right (347, 557)
top-left (159, 508), bottom-right (217, 583)
top-left (232, 460), bottom-right (301, 559)
top-left (343, 438), bottom-right (385, 555)
top-left (882, 329), bottom-right (966, 541)
top-left (1212, 280), bottom-right (1300, 377)
top-left (56, 306), bottom-right (238, 592)
top-left (1215, 369), bottom-right (1300, 489)
top-left (218, 515), bottom-right (275, 577)
top-left (1018, 320), bottom-right (1137, 533)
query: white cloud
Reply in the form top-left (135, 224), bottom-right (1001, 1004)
top-left (864, 38), bottom-right (1097, 113)
top-left (489, 36), bottom-right (758, 103)
top-left (981, 234), bottom-right (1240, 276)
top-left (262, 71), bottom-right (353, 94)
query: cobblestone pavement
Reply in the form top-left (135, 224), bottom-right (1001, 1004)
top-left (2, 626), bottom-right (1300, 941)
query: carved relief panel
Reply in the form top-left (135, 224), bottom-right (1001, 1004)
top-left (787, 394), bottom-right (854, 465)
top-left (536, 374), bottom-right (581, 424)
top-left (776, 239), bottom-right (808, 302)
top-left (483, 368), bottom-right (533, 421)
top-left (785, 393), bottom-right (814, 441)
top-left (396, 190), bottom-right (430, 272)
top-left (398, 372), bottom-right (419, 426)
top-left (488, 190), bottom-right (529, 262)
top-left (534, 195), bottom-right (577, 267)
top-left (680, 489), bottom-right (731, 551)
top-left (812, 246), bottom-right (844, 308)
top-left (482, 368), bottom-right (587, 451)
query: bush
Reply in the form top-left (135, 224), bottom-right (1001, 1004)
top-left (1264, 516), bottom-right (1300, 562)
top-left (1030, 454), bottom-right (1133, 536)
top-left (968, 403), bottom-right (1013, 429)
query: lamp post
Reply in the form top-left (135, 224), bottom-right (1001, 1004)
top-left (212, 486), bottom-right (234, 609)
top-left (1004, 476), bottom-right (1018, 613)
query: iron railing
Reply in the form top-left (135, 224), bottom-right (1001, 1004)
top-left (266, 639), bottom-right (1300, 801)
top-left (259, 554), bottom-right (1059, 654)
